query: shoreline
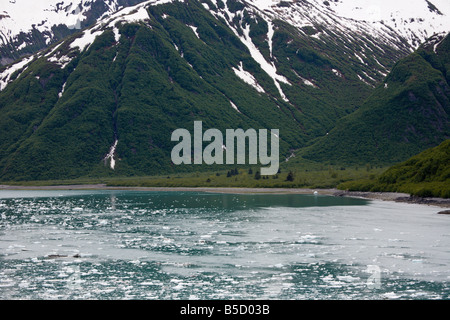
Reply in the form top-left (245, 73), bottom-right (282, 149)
top-left (1, 184), bottom-right (449, 209)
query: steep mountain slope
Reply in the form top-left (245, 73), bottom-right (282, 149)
top-left (0, 0), bottom-right (148, 65)
top-left (0, 0), bottom-right (302, 180)
top-left (301, 33), bottom-right (450, 166)
top-left (0, 0), bottom-right (448, 181)
top-left (2, 0), bottom-right (450, 66)
top-left (322, 0), bottom-right (450, 48)
top-left (339, 139), bottom-right (450, 198)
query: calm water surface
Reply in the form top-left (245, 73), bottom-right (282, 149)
top-left (0, 190), bottom-right (449, 300)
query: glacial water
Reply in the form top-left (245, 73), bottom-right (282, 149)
top-left (0, 190), bottom-right (449, 300)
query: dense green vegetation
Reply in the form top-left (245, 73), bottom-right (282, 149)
top-left (106, 165), bottom-right (387, 189)
top-left (0, 1), bottom-right (298, 180)
top-left (2, 164), bottom-right (388, 190)
top-left (338, 140), bottom-right (450, 198)
top-left (0, 0), bottom-right (397, 182)
top-left (301, 34), bottom-right (450, 166)
top-left (0, 0), bottom-right (447, 194)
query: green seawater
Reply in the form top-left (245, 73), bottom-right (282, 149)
top-left (0, 190), bottom-right (449, 300)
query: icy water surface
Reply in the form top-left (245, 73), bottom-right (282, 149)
top-left (0, 190), bottom-right (449, 300)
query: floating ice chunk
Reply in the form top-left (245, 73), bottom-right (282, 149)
top-left (337, 275), bottom-right (360, 282)
top-left (383, 292), bottom-right (402, 299)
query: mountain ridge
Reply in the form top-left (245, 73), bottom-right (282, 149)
top-left (3, 0), bottom-right (450, 67)
top-left (300, 32), bottom-right (450, 166)
top-left (0, 0), bottom-right (449, 181)
top-left (0, 0), bottom-right (149, 65)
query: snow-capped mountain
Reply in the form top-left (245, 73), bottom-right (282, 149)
top-left (1, 0), bottom-right (449, 66)
top-left (316, 0), bottom-right (450, 46)
top-left (247, 0), bottom-right (450, 50)
top-left (0, 0), bottom-right (448, 180)
top-left (0, 0), bottom-right (148, 65)
top-left (1, 0), bottom-right (449, 94)
top-left (2, 0), bottom-right (448, 88)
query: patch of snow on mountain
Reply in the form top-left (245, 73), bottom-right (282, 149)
top-left (357, 74), bottom-right (373, 87)
top-left (16, 42), bottom-right (27, 51)
top-left (105, 0), bottom-right (170, 22)
top-left (70, 27), bottom-right (103, 52)
top-left (292, 69), bottom-right (318, 88)
top-left (267, 20), bottom-right (274, 58)
top-left (230, 101), bottom-right (241, 113)
top-left (0, 55), bottom-right (33, 91)
top-left (355, 53), bottom-right (365, 64)
top-left (302, 79), bottom-right (318, 88)
top-left (332, 69), bottom-right (343, 78)
top-left (58, 81), bottom-right (67, 98)
top-left (232, 61), bottom-right (265, 93)
top-left (425, 32), bottom-right (448, 53)
top-left (116, 2), bottom-right (151, 22)
top-left (212, 1), bottom-right (290, 101)
top-left (240, 23), bottom-right (290, 100)
top-left (362, 71), bottom-right (377, 83)
top-left (48, 54), bottom-right (72, 68)
top-left (70, 1), bottom-right (152, 52)
top-left (188, 25), bottom-right (200, 39)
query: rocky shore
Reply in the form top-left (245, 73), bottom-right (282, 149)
top-left (333, 190), bottom-right (450, 208)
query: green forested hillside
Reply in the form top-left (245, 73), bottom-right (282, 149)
top-left (339, 139), bottom-right (450, 198)
top-left (301, 34), bottom-right (450, 166)
top-left (0, 0), bottom-right (401, 181)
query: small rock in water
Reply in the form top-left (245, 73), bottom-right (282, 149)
top-left (438, 210), bottom-right (450, 215)
top-left (45, 254), bottom-right (82, 259)
top-left (46, 254), bottom-right (68, 259)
